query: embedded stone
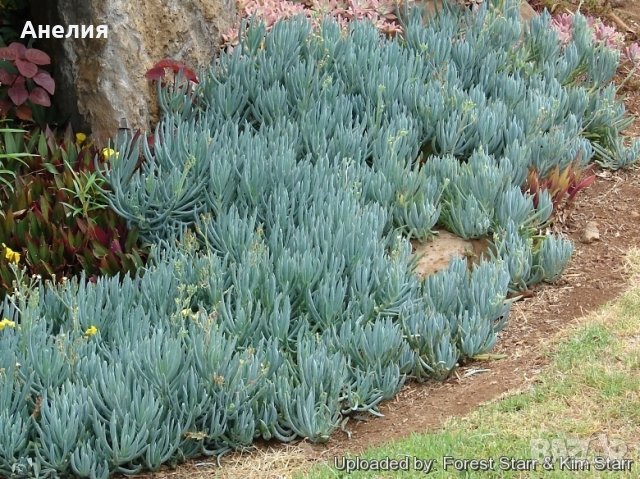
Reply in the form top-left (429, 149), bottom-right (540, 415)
top-left (580, 221), bottom-right (600, 244)
top-left (28, 0), bottom-right (236, 143)
top-left (412, 230), bottom-right (490, 278)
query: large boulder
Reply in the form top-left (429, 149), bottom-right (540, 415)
top-left (29, 0), bottom-right (236, 142)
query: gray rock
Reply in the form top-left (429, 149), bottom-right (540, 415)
top-left (580, 221), bottom-right (600, 244)
top-left (29, 0), bottom-right (236, 142)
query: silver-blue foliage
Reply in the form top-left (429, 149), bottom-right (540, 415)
top-left (1, 0), bottom-right (634, 475)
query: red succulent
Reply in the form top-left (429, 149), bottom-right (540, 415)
top-left (523, 158), bottom-right (596, 213)
top-left (145, 58), bottom-right (199, 84)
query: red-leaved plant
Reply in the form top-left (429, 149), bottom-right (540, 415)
top-left (144, 59), bottom-right (199, 152)
top-left (0, 42), bottom-right (55, 121)
top-left (144, 58), bottom-right (199, 85)
top-left (523, 161), bottom-right (597, 213)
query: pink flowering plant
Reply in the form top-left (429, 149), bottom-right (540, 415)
top-left (551, 12), bottom-right (639, 68)
top-left (222, 0), bottom-right (415, 46)
top-left (551, 13), bottom-right (574, 46)
top-left (624, 42), bottom-right (640, 66)
top-left (588, 17), bottom-right (624, 50)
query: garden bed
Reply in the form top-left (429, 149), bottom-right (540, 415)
top-left (120, 152), bottom-right (640, 479)
top-left (2, 0), bottom-right (640, 477)
top-left (119, 1), bottom-right (640, 477)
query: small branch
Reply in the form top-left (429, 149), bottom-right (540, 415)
top-left (609, 11), bottom-right (634, 33)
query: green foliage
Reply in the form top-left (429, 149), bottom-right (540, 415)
top-left (0, 0), bottom-right (636, 475)
top-left (534, 233), bottom-right (574, 283)
top-left (491, 220), bottom-right (574, 292)
top-left (404, 256), bottom-right (511, 379)
top-left (0, 126), bottom-right (147, 297)
top-left (0, 235), bottom-right (511, 476)
top-left (0, 126), bottom-right (32, 192)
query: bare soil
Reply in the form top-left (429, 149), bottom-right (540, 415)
top-left (125, 1), bottom-right (640, 477)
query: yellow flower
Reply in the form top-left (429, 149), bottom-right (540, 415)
top-left (101, 148), bottom-right (119, 160)
top-left (0, 318), bottom-right (16, 331)
top-left (75, 132), bottom-right (87, 144)
top-left (84, 325), bottom-right (98, 337)
top-left (2, 243), bottom-right (20, 264)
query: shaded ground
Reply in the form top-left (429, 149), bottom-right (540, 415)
top-left (125, 2), bottom-right (640, 478)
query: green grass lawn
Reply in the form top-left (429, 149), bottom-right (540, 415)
top-left (300, 250), bottom-right (640, 478)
